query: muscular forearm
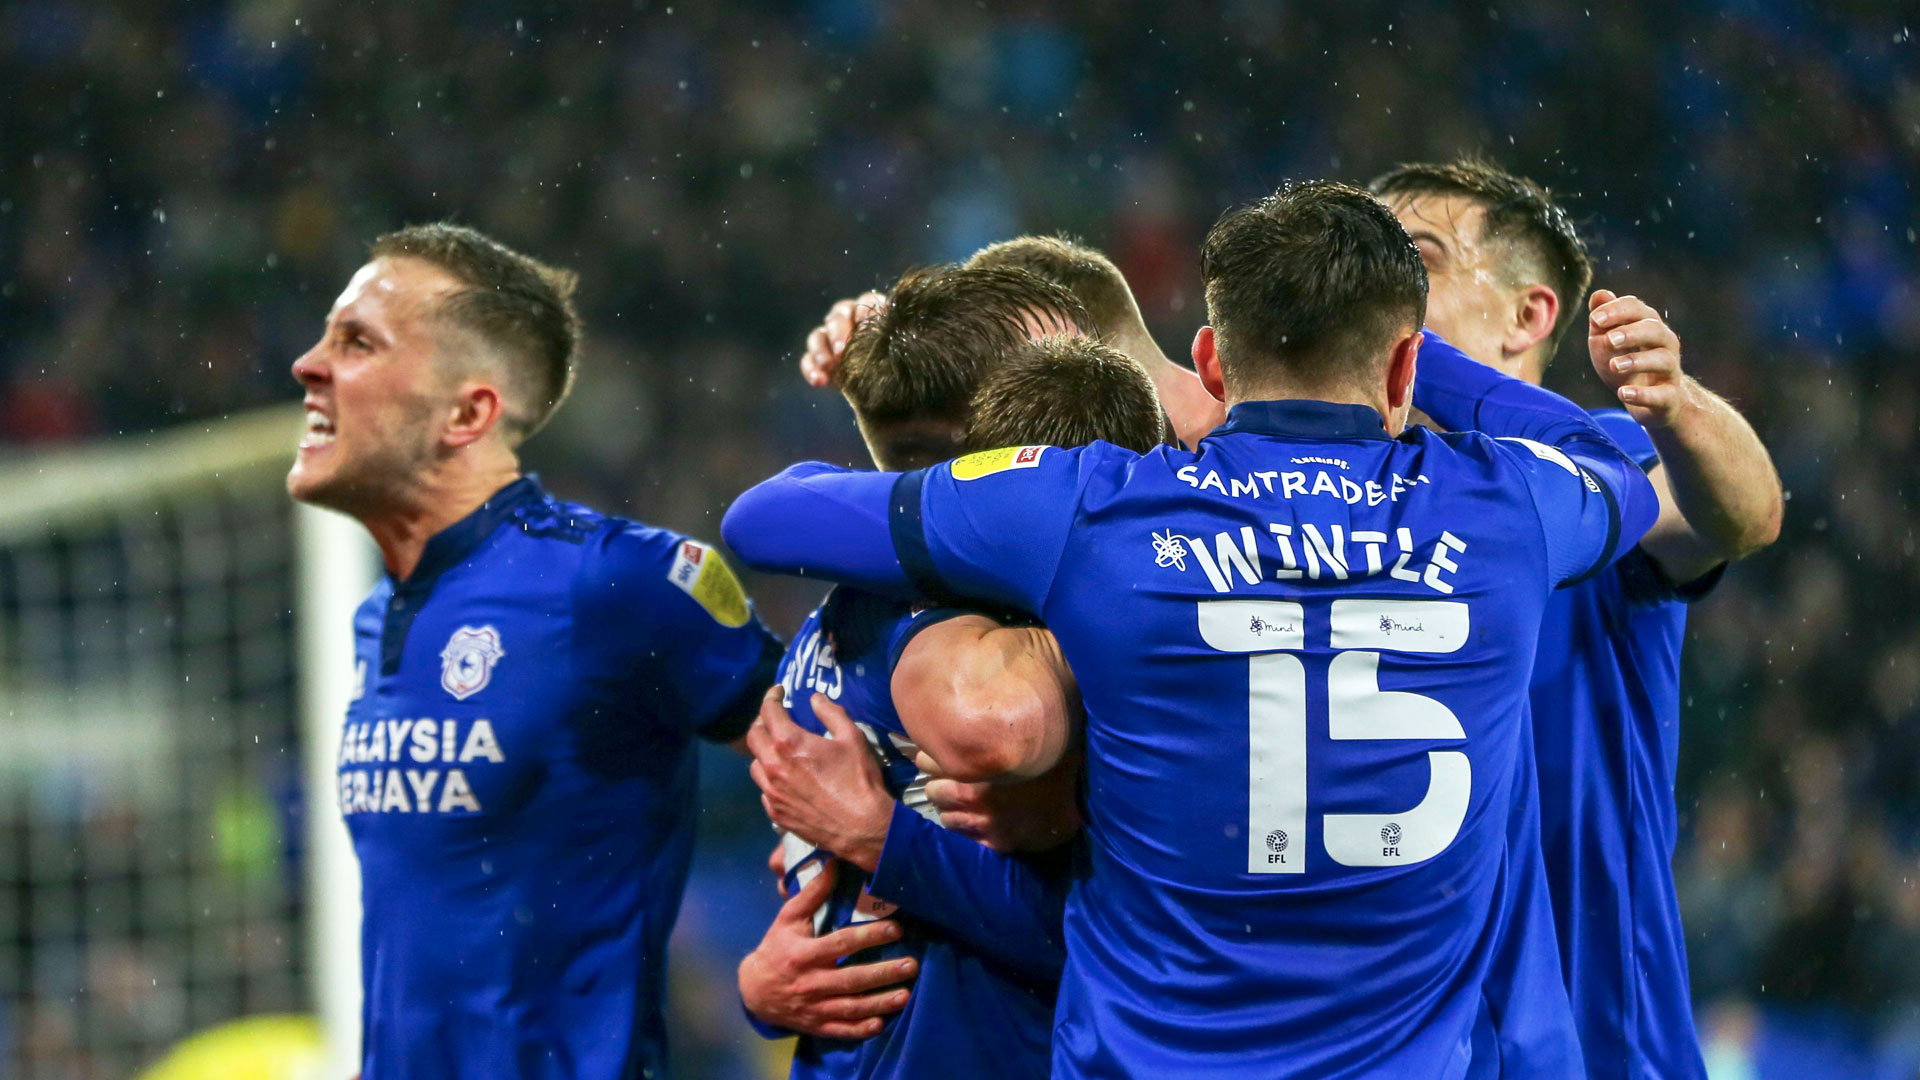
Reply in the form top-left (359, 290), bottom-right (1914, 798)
top-left (1640, 376), bottom-right (1782, 573)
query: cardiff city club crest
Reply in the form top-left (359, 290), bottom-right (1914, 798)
top-left (440, 625), bottom-right (505, 701)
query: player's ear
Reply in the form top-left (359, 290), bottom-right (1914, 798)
top-left (1506, 284), bottom-right (1558, 360)
top-left (445, 380), bottom-right (507, 449)
top-left (1192, 327), bottom-right (1227, 403)
top-left (1386, 330), bottom-right (1421, 417)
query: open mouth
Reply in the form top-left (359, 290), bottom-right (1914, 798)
top-left (300, 408), bottom-right (336, 450)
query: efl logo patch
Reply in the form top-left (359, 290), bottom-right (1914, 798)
top-left (668, 540), bottom-right (751, 628)
top-left (440, 625), bottom-right (505, 701)
top-left (950, 444), bottom-right (1048, 481)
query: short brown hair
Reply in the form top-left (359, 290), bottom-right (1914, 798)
top-left (1201, 180), bottom-right (1427, 392)
top-left (837, 265), bottom-right (1088, 466)
top-left (1369, 158), bottom-right (1592, 358)
top-left (965, 235), bottom-right (1137, 341)
top-left (965, 336), bottom-right (1166, 455)
top-left (370, 222), bottom-right (582, 443)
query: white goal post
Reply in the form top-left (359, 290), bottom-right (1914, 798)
top-left (0, 405), bottom-right (371, 1079)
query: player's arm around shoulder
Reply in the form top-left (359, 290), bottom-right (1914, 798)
top-left (889, 614), bottom-right (1077, 784)
top-left (1488, 419), bottom-right (1660, 590)
top-left (577, 521), bottom-right (782, 743)
top-left (1585, 289), bottom-right (1783, 584)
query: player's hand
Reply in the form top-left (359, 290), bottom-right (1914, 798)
top-left (738, 860), bottom-right (917, 1040)
top-left (1588, 289), bottom-right (1693, 429)
top-left (769, 841), bottom-right (788, 897)
top-left (800, 291), bottom-right (886, 388)
top-left (916, 751), bottom-right (1084, 853)
top-left (747, 688), bottom-right (894, 872)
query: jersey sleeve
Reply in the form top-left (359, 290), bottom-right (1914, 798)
top-left (1412, 330), bottom-right (1658, 586)
top-left (866, 802), bottom-right (1068, 984)
top-left (722, 462), bottom-right (917, 598)
top-left (576, 525), bottom-right (782, 743)
top-left (1494, 436), bottom-right (1657, 589)
top-left (1587, 408), bottom-right (1662, 471)
top-left (890, 445), bottom-right (1092, 616)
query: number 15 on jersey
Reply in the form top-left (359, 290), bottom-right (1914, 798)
top-left (1197, 598), bottom-right (1473, 875)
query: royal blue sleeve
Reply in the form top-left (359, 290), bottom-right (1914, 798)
top-left (576, 525), bottom-right (783, 742)
top-left (891, 445), bottom-right (1092, 616)
top-left (866, 802), bottom-right (1068, 984)
top-left (1587, 408), bottom-right (1662, 471)
top-left (1413, 332), bottom-right (1658, 586)
top-left (722, 462), bottom-right (917, 599)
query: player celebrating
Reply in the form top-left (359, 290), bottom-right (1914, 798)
top-left (738, 267), bottom-right (1155, 1079)
top-left (1373, 160), bottom-right (1783, 1080)
top-left (724, 181), bottom-right (1659, 1076)
top-left (287, 223), bottom-right (781, 1080)
top-left (799, 234), bottom-right (1223, 450)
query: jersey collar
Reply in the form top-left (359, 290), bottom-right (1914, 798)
top-left (405, 474), bottom-right (546, 586)
top-left (1212, 400), bottom-right (1393, 442)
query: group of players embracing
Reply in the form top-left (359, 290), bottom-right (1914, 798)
top-left (290, 158), bottom-right (1781, 1080)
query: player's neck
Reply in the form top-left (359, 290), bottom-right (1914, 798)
top-left (363, 448), bottom-right (523, 582)
top-left (1112, 324), bottom-right (1172, 370)
top-left (1225, 383), bottom-right (1391, 427)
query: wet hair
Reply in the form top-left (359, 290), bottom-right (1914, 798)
top-left (837, 264), bottom-right (1088, 469)
top-left (369, 222), bottom-right (582, 443)
top-left (964, 336), bottom-right (1165, 455)
top-left (1369, 157), bottom-right (1592, 358)
top-left (1200, 180), bottom-right (1427, 392)
top-left (965, 235), bottom-right (1139, 341)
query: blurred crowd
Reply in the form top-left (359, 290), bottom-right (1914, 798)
top-left (2, 0), bottom-right (1915, 1075)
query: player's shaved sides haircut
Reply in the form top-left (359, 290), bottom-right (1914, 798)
top-left (1201, 180), bottom-right (1427, 390)
top-left (965, 336), bottom-right (1166, 455)
top-left (838, 265), bottom-right (1088, 469)
top-left (370, 223), bottom-right (583, 444)
top-left (965, 235), bottom-right (1136, 341)
top-left (1369, 158), bottom-right (1592, 358)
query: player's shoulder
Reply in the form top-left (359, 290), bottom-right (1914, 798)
top-left (353, 578), bottom-right (393, 630)
top-left (817, 585), bottom-right (917, 666)
top-left (1415, 425), bottom-right (1583, 480)
top-left (579, 516), bottom-right (755, 631)
top-left (944, 439), bottom-right (1148, 483)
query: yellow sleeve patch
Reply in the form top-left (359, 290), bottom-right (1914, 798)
top-left (949, 444), bottom-right (1050, 481)
top-left (667, 540), bottom-right (752, 627)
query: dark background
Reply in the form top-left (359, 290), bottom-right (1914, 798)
top-left (2, 2), bottom-right (1915, 1077)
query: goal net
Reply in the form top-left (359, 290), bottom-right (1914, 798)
top-left (0, 406), bottom-right (370, 1079)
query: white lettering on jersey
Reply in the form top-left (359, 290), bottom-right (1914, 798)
top-left (1177, 465), bottom-right (1431, 503)
top-left (339, 718), bottom-right (503, 816)
top-left (1157, 524), bottom-right (1474, 596)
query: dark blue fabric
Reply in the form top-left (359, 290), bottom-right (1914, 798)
top-left (734, 374), bottom-right (1653, 1076)
top-left (341, 479), bottom-right (779, 1080)
top-left (1426, 357), bottom-right (1715, 1079)
top-left (771, 587), bottom-right (1058, 1080)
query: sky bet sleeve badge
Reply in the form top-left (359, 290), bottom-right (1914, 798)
top-left (668, 540), bottom-right (751, 627)
top-left (440, 625), bottom-right (505, 701)
top-left (949, 444), bottom-right (1048, 481)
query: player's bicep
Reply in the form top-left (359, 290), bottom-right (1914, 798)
top-left (891, 445), bottom-right (1086, 615)
top-left (890, 617), bottom-right (1075, 783)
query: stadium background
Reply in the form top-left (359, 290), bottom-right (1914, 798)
top-left (1, 1), bottom-right (1915, 1077)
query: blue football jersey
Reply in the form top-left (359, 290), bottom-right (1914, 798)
top-left (771, 586), bottom-right (1059, 1080)
top-left (882, 406), bottom-right (1651, 1077)
top-left (1468, 701), bottom-right (1585, 1079)
top-left (337, 476), bottom-right (780, 1080)
top-left (1532, 411), bottom-right (1717, 1080)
